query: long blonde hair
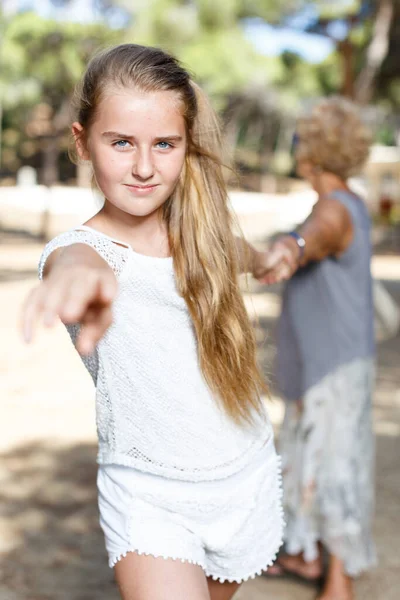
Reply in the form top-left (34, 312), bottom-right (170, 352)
top-left (73, 44), bottom-right (267, 423)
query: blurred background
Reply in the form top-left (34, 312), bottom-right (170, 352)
top-left (0, 1), bottom-right (399, 599)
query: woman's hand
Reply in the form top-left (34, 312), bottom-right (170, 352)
top-left (21, 245), bottom-right (118, 355)
top-left (253, 237), bottom-right (300, 285)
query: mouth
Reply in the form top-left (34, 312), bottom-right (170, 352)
top-left (123, 183), bottom-right (160, 196)
top-left (124, 184), bottom-right (159, 190)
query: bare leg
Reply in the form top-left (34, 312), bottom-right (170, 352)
top-left (114, 552), bottom-right (211, 600)
top-left (317, 554), bottom-right (354, 600)
top-left (208, 578), bottom-right (241, 600)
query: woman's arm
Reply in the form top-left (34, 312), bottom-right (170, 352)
top-left (22, 244), bottom-right (118, 354)
top-left (257, 197), bottom-right (354, 285)
top-left (286, 197), bottom-right (353, 265)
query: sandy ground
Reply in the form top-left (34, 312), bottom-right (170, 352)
top-left (0, 230), bottom-right (399, 600)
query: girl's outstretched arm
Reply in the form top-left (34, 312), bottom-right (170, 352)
top-left (21, 244), bottom-right (118, 355)
top-left (235, 237), bottom-right (276, 280)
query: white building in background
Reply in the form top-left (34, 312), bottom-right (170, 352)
top-left (364, 145), bottom-right (400, 212)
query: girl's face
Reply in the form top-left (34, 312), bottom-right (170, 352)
top-left (73, 88), bottom-right (187, 220)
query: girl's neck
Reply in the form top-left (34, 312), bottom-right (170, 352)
top-left (89, 201), bottom-right (170, 258)
top-left (314, 172), bottom-right (350, 198)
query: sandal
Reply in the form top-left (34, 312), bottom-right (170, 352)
top-left (263, 560), bottom-right (326, 591)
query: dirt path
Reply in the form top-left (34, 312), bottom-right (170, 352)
top-left (0, 233), bottom-right (399, 600)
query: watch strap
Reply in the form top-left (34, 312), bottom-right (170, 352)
top-left (288, 231), bottom-right (306, 259)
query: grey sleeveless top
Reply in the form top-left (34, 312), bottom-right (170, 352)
top-left (276, 190), bottom-right (375, 401)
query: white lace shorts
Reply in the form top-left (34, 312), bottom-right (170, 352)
top-left (97, 438), bottom-right (284, 583)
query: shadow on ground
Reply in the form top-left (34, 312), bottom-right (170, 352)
top-left (0, 229), bottom-right (42, 282)
top-left (0, 442), bottom-right (119, 600)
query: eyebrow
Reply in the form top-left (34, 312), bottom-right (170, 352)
top-left (102, 132), bottom-right (183, 142)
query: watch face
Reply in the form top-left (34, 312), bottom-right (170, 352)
top-left (289, 232), bottom-right (305, 248)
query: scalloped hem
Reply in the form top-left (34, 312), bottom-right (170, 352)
top-left (204, 540), bottom-right (284, 584)
top-left (109, 548), bottom-right (206, 570)
top-left (110, 536), bottom-right (284, 584)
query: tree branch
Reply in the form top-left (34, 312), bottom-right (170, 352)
top-left (355, 0), bottom-right (394, 104)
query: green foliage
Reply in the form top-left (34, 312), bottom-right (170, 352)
top-left (375, 123), bottom-right (397, 146)
top-left (197, 0), bottom-right (240, 29)
top-left (120, 0), bottom-right (289, 113)
top-left (124, 0), bottom-right (199, 50)
top-left (2, 12), bottom-right (118, 106)
top-left (274, 51), bottom-right (322, 106)
top-left (314, 52), bottom-right (343, 96)
top-left (181, 31), bottom-right (281, 101)
top-left (314, 0), bottom-right (362, 20)
top-left (0, 12), bottom-right (118, 176)
top-left (387, 79), bottom-right (400, 107)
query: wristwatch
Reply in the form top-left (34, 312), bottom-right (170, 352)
top-left (288, 231), bottom-right (306, 260)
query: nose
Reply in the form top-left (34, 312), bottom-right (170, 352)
top-left (132, 147), bottom-right (154, 181)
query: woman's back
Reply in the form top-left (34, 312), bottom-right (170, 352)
top-left (277, 190), bottom-right (375, 400)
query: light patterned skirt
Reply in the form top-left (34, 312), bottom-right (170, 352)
top-left (279, 357), bottom-right (377, 576)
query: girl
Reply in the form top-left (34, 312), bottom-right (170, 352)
top-left (22, 44), bottom-right (283, 600)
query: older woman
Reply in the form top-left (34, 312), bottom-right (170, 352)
top-left (261, 97), bottom-right (376, 600)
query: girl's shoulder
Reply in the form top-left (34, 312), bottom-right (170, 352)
top-left (38, 226), bottom-right (130, 280)
top-left (78, 224), bottom-right (132, 249)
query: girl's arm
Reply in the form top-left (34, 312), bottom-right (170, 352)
top-left (235, 236), bottom-right (282, 281)
top-left (235, 237), bottom-right (266, 276)
top-left (22, 244), bottom-right (118, 354)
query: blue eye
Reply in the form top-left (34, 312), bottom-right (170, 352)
top-left (114, 140), bottom-right (130, 148)
top-left (156, 141), bottom-right (172, 150)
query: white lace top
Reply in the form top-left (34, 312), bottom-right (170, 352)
top-left (39, 226), bottom-right (272, 481)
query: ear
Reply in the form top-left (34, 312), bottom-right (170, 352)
top-left (72, 122), bottom-right (90, 161)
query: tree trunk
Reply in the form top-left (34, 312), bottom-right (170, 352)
top-left (0, 100), bottom-right (2, 170)
top-left (39, 136), bottom-right (60, 241)
top-left (40, 96), bottom-right (70, 187)
top-left (355, 0), bottom-right (394, 104)
top-left (41, 135), bottom-right (59, 187)
top-left (338, 37), bottom-right (355, 98)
